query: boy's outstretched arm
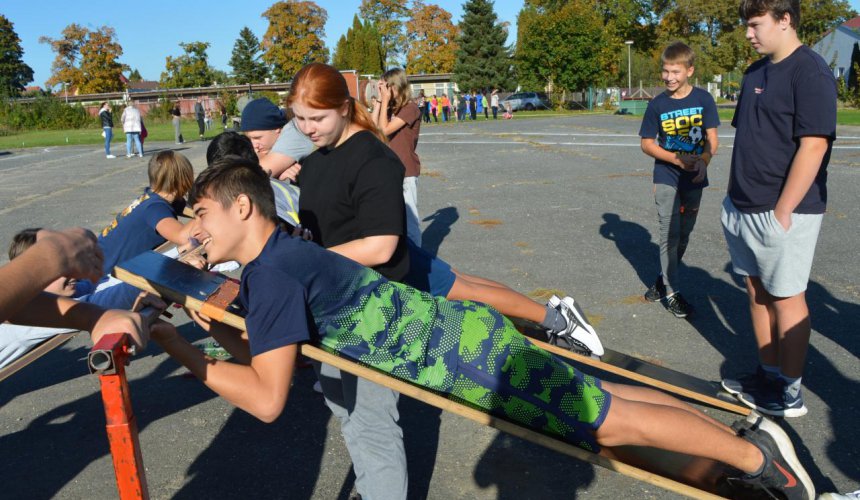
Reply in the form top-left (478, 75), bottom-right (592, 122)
top-left (185, 308), bottom-right (252, 365)
top-left (151, 321), bottom-right (296, 423)
top-left (156, 217), bottom-right (198, 247)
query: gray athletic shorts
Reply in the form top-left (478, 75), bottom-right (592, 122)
top-left (721, 197), bottom-right (823, 297)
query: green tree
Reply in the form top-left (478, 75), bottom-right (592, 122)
top-left (801, 0), bottom-right (856, 46)
top-left (0, 15), bottom-right (34, 97)
top-left (359, 0), bottom-right (409, 66)
top-left (332, 15), bottom-right (384, 74)
top-left (454, 0), bottom-right (513, 91)
top-left (516, 1), bottom-right (613, 92)
top-left (128, 68), bottom-right (143, 81)
top-left (77, 27), bottom-right (127, 93)
top-left (261, 1), bottom-right (329, 82)
top-left (229, 27), bottom-right (270, 84)
top-left (654, 0), bottom-right (749, 82)
top-left (160, 41), bottom-right (218, 88)
top-left (406, 1), bottom-right (459, 74)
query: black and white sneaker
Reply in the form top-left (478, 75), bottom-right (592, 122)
top-left (663, 292), bottom-right (692, 318)
top-left (732, 412), bottom-right (815, 499)
top-left (546, 295), bottom-right (604, 357)
top-left (644, 275), bottom-right (666, 302)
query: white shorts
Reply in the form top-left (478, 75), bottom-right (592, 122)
top-left (721, 197), bottom-right (822, 297)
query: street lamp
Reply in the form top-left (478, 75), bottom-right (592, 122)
top-left (625, 40), bottom-right (634, 98)
top-left (62, 81), bottom-right (70, 104)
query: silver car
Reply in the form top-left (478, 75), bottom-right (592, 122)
top-left (500, 92), bottom-right (552, 111)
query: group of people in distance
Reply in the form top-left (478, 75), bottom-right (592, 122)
top-left (416, 88), bottom-right (502, 123)
top-left (2, 0), bottom-right (854, 498)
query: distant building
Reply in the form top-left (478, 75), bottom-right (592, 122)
top-left (407, 73), bottom-right (459, 98)
top-left (812, 16), bottom-right (860, 81)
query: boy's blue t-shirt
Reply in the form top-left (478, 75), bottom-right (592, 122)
top-left (239, 229), bottom-right (383, 356)
top-left (729, 45), bottom-right (836, 214)
top-left (98, 188), bottom-right (181, 275)
top-left (638, 87), bottom-right (719, 191)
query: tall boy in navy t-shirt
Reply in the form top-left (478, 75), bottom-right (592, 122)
top-left (146, 159), bottom-right (815, 500)
top-left (720, 0), bottom-right (836, 418)
top-left (639, 42), bottom-right (719, 318)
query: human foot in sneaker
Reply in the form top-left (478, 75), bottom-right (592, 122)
top-left (820, 490), bottom-right (860, 500)
top-left (722, 365), bottom-right (776, 396)
top-left (733, 412), bottom-right (815, 499)
top-left (662, 292), bottom-right (692, 318)
top-left (644, 275), bottom-right (666, 302)
top-left (738, 378), bottom-right (808, 418)
top-left (546, 295), bottom-right (604, 356)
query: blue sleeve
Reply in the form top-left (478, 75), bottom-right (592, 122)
top-left (243, 267), bottom-right (311, 356)
top-left (79, 283), bottom-right (141, 310)
top-left (638, 100), bottom-right (659, 138)
top-left (702, 92), bottom-right (720, 130)
top-left (142, 200), bottom-right (176, 231)
top-left (794, 72), bottom-right (837, 140)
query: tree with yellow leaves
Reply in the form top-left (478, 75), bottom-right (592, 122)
top-left (405, 1), bottom-right (459, 74)
top-left (261, 1), bottom-right (329, 82)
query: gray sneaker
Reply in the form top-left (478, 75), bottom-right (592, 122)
top-left (732, 412), bottom-right (815, 499)
top-left (722, 366), bottom-right (774, 396)
top-left (738, 378), bottom-right (808, 418)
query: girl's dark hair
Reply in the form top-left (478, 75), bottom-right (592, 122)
top-left (188, 158), bottom-right (277, 223)
top-left (739, 0), bottom-right (800, 28)
top-left (206, 131), bottom-right (258, 166)
top-left (286, 63), bottom-right (387, 143)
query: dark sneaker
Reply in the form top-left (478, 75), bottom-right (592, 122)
top-left (662, 292), bottom-right (692, 318)
top-left (722, 366), bottom-right (775, 396)
top-left (738, 378), bottom-right (808, 418)
top-left (733, 412), bottom-right (815, 499)
top-left (644, 276), bottom-right (666, 302)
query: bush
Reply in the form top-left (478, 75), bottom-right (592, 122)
top-left (146, 95), bottom-right (179, 123)
top-left (0, 96), bottom-right (93, 131)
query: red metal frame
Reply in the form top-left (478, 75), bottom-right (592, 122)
top-left (89, 332), bottom-right (149, 500)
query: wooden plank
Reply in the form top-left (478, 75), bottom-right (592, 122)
top-left (514, 320), bottom-right (750, 415)
top-left (114, 252), bottom-right (741, 499)
top-left (0, 331), bottom-right (81, 383)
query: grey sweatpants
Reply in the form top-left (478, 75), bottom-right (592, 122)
top-left (314, 361), bottom-right (408, 500)
top-left (654, 183), bottom-right (703, 295)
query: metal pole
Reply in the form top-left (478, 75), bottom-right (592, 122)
top-left (89, 332), bottom-right (149, 500)
top-left (625, 41), bottom-right (634, 97)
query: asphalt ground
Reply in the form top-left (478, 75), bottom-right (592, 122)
top-left (0, 114), bottom-right (857, 499)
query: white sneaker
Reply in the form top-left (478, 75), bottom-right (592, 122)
top-left (126, 154), bottom-right (133, 158)
top-left (106, 154), bottom-right (116, 159)
top-left (547, 295), bottom-right (604, 356)
top-left (820, 490), bottom-right (860, 500)
top-left (137, 153), bottom-right (143, 157)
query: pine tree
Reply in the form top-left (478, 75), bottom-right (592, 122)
top-left (128, 68), bottom-right (143, 81)
top-left (454, 0), bottom-right (513, 91)
top-left (0, 15), bottom-right (34, 96)
top-left (229, 27), bottom-right (269, 84)
top-left (331, 15), bottom-right (384, 75)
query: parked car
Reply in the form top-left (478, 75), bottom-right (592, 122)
top-left (499, 92), bottom-right (552, 111)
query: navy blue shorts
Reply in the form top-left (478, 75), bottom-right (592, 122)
top-left (403, 240), bottom-right (456, 297)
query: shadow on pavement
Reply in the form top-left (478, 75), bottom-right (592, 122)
top-left (421, 207), bottom-right (459, 257)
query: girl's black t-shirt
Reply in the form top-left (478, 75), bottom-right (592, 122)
top-left (298, 130), bottom-right (409, 281)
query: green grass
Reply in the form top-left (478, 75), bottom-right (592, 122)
top-left (0, 120), bottom-right (222, 150)
top-left (718, 107), bottom-right (860, 126)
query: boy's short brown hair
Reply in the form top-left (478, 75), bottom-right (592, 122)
top-left (739, 0), bottom-right (800, 29)
top-left (8, 228), bottom-right (40, 260)
top-left (661, 42), bottom-right (695, 68)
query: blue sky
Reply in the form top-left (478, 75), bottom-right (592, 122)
top-left (4, 0), bottom-right (523, 89)
top-left (6, 0), bottom-right (860, 89)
